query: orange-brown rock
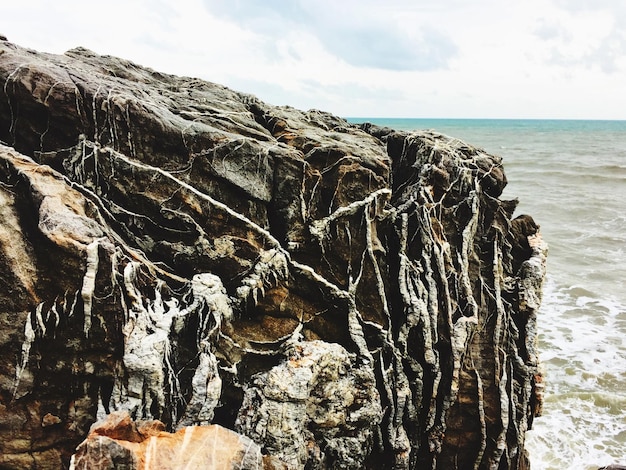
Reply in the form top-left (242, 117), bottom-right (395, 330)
top-left (71, 411), bottom-right (283, 469)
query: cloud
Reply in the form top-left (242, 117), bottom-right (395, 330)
top-left (201, 0), bottom-right (458, 71)
top-left (4, 0), bottom-right (626, 118)
top-left (551, 0), bottom-right (625, 13)
top-left (533, 19), bottom-right (569, 41)
top-left (315, 25), bottom-right (457, 71)
top-left (532, 3), bottom-right (626, 74)
top-left (591, 32), bottom-right (626, 73)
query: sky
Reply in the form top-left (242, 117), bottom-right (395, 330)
top-left (3, 0), bottom-right (626, 119)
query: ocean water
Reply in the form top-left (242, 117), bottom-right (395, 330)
top-left (347, 118), bottom-right (626, 469)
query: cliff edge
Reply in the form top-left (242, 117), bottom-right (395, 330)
top-left (0, 38), bottom-right (546, 469)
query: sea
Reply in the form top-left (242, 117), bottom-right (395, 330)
top-left (346, 118), bottom-right (626, 470)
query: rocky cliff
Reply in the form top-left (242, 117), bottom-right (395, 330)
top-left (0, 38), bottom-right (546, 469)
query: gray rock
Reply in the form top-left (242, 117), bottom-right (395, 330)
top-left (236, 340), bottom-right (380, 469)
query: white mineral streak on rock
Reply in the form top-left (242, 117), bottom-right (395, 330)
top-left (495, 358), bottom-right (511, 464)
top-left (179, 424), bottom-right (194, 455)
top-left (187, 273), bottom-right (233, 328)
top-left (458, 190), bottom-right (480, 320)
top-left (144, 436), bottom-right (158, 469)
top-left (34, 302), bottom-right (46, 337)
top-left (108, 268), bottom-right (232, 423)
top-left (80, 239), bottom-right (100, 337)
top-left (177, 351), bottom-right (222, 428)
top-left (101, 144), bottom-right (284, 250)
top-left (236, 248), bottom-right (289, 308)
top-left (309, 187), bottom-right (391, 244)
top-left (175, 274), bottom-right (232, 428)
top-left (48, 301), bottom-right (60, 331)
top-left (13, 312), bottom-right (36, 399)
top-left (112, 261), bottom-right (174, 419)
top-left (448, 317), bottom-right (476, 405)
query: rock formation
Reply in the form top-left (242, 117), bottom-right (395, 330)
top-left (70, 410), bottom-right (284, 469)
top-left (0, 38), bottom-right (547, 469)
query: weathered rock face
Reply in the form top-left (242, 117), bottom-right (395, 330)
top-left (70, 411), bottom-right (282, 469)
top-left (0, 38), bottom-right (546, 469)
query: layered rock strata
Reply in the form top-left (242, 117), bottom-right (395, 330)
top-left (0, 38), bottom-right (547, 469)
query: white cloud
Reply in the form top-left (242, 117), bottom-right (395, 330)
top-left (2, 0), bottom-right (626, 118)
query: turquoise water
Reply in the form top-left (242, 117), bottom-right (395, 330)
top-left (348, 118), bottom-right (626, 470)
top-left (346, 117), bottom-right (626, 134)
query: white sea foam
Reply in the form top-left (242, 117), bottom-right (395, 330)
top-left (526, 278), bottom-right (626, 470)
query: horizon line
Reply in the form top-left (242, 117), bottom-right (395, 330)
top-left (343, 116), bottom-right (626, 122)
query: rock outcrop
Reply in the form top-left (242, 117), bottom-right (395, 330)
top-left (0, 38), bottom-right (547, 469)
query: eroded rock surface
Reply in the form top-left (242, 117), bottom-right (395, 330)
top-left (0, 38), bottom-right (546, 469)
top-left (70, 411), bottom-right (283, 469)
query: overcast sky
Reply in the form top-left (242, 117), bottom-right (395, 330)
top-left (3, 0), bottom-right (626, 119)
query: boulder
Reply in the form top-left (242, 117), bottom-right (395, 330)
top-left (70, 411), bottom-right (283, 469)
top-left (0, 38), bottom-right (546, 469)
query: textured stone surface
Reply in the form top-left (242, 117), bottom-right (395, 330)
top-left (236, 340), bottom-right (381, 468)
top-left (0, 38), bottom-right (546, 469)
top-left (70, 411), bottom-right (282, 469)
